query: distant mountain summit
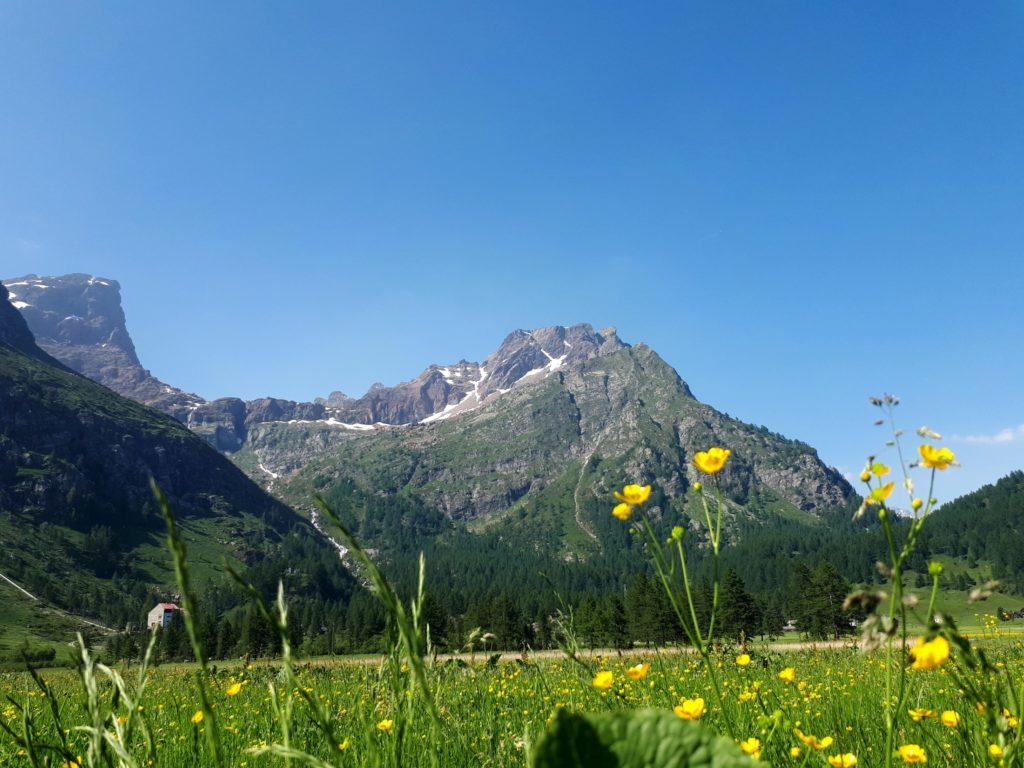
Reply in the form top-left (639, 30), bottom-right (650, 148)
top-left (327, 324), bottom-right (628, 426)
top-left (3, 274), bottom-right (204, 419)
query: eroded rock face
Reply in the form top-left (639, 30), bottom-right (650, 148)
top-left (0, 285), bottom-right (296, 533)
top-left (3, 274), bottom-right (204, 420)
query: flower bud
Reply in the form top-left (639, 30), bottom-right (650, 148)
top-left (912, 498), bottom-right (924, 511)
top-left (929, 561), bottom-right (944, 576)
top-left (671, 526), bottom-right (685, 542)
top-left (692, 482), bottom-right (702, 492)
top-left (878, 508), bottom-right (889, 523)
top-left (859, 470), bottom-right (871, 483)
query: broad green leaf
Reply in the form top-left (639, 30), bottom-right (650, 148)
top-left (531, 709), bottom-right (757, 768)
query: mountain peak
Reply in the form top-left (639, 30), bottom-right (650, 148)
top-left (3, 272), bottom-right (203, 420)
top-left (3, 273), bottom-right (137, 361)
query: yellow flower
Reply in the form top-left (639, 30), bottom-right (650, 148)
top-left (736, 653), bottom-right (751, 667)
top-left (606, 505), bottom-right (630, 524)
top-left (226, 682), bottom-right (243, 697)
top-left (908, 707), bottom-right (935, 722)
top-left (614, 484), bottom-right (652, 505)
top-left (918, 444), bottom-right (956, 471)
top-left (338, 738), bottom-right (350, 750)
top-left (592, 671), bottom-right (615, 690)
top-left (779, 667), bottom-right (796, 683)
top-left (871, 461), bottom-right (891, 477)
top-left (612, 503), bottom-right (633, 521)
top-left (989, 744), bottom-right (1004, 759)
top-left (693, 447), bottom-right (730, 475)
top-left (190, 710), bottom-right (204, 725)
top-left (940, 710), bottom-right (961, 728)
top-left (739, 737), bottom-right (761, 758)
top-left (859, 470), bottom-right (871, 483)
top-left (674, 697), bottom-right (705, 720)
top-left (898, 744), bottom-right (927, 763)
top-left (693, 482), bottom-right (702, 492)
top-left (867, 481), bottom-right (895, 506)
top-left (377, 719), bottom-right (394, 733)
top-left (911, 497), bottom-right (924, 511)
top-left (790, 746), bottom-right (802, 758)
top-left (827, 753), bottom-right (858, 767)
top-left (795, 730), bottom-right (834, 750)
top-left (910, 636), bottom-right (950, 671)
top-left (626, 663), bottom-right (650, 681)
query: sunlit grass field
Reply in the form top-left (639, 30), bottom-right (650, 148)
top-left (2, 628), bottom-right (1023, 767)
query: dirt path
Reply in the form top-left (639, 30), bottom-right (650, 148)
top-left (0, 570), bottom-right (38, 601)
top-left (0, 569), bottom-right (117, 634)
top-left (287, 639), bottom-right (854, 668)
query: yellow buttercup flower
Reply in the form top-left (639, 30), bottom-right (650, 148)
top-left (190, 710), bottom-right (204, 725)
top-left (779, 667), bottom-right (796, 683)
top-left (795, 730), bottom-right (833, 750)
top-left (827, 753), bottom-right (857, 767)
top-left (693, 447), bottom-right (730, 475)
top-left (940, 710), bottom-right (961, 727)
top-left (626, 663), bottom-right (650, 681)
top-left (674, 697), bottom-right (705, 720)
top-left (739, 737), bottom-right (761, 758)
top-left (899, 744), bottom-right (927, 763)
top-left (612, 503), bottom-right (633, 521)
top-left (592, 671), bottom-right (614, 690)
top-left (910, 636), bottom-right (950, 671)
top-left (614, 484), bottom-right (652, 505)
top-left (989, 744), bottom-right (1003, 758)
top-left (871, 461), bottom-right (891, 477)
top-left (867, 481), bottom-right (895, 505)
top-left (790, 746), bottom-right (802, 758)
top-left (377, 719), bottom-right (394, 733)
top-left (226, 682), bottom-right (242, 697)
top-left (738, 690), bottom-right (757, 703)
top-left (736, 653), bottom-right (751, 667)
top-left (908, 707), bottom-right (935, 722)
top-left (338, 738), bottom-right (350, 750)
top-left (918, 444), bottom-right (956, 471)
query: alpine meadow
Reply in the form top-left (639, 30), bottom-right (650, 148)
top-left (2, 4), bottom-right (1023, 768)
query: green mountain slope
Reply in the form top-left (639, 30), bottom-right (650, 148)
top-left (258, 342), bottom-right (855, 558)
top-left (0, 285), bottom-right (351, 638)
top-left (917, 471), bottom-right (1024, 591)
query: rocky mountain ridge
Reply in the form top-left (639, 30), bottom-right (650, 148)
top-left (5, 274), bottom-right (634, 443)
top-left (5, 272), bottom-right (855, 534)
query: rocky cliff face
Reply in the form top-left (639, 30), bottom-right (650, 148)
top-left (0, 284), bottom-right (297, 532)
top-left (3, 274), bottom-right (205, 420)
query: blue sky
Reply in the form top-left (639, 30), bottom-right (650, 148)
top-left (2, 2), bottom-right (1022, 501)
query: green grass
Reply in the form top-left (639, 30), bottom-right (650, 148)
top-left (4, 640), bottom-right (1024, 767)
top-left (0, 580), bottom-right (105, 663)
